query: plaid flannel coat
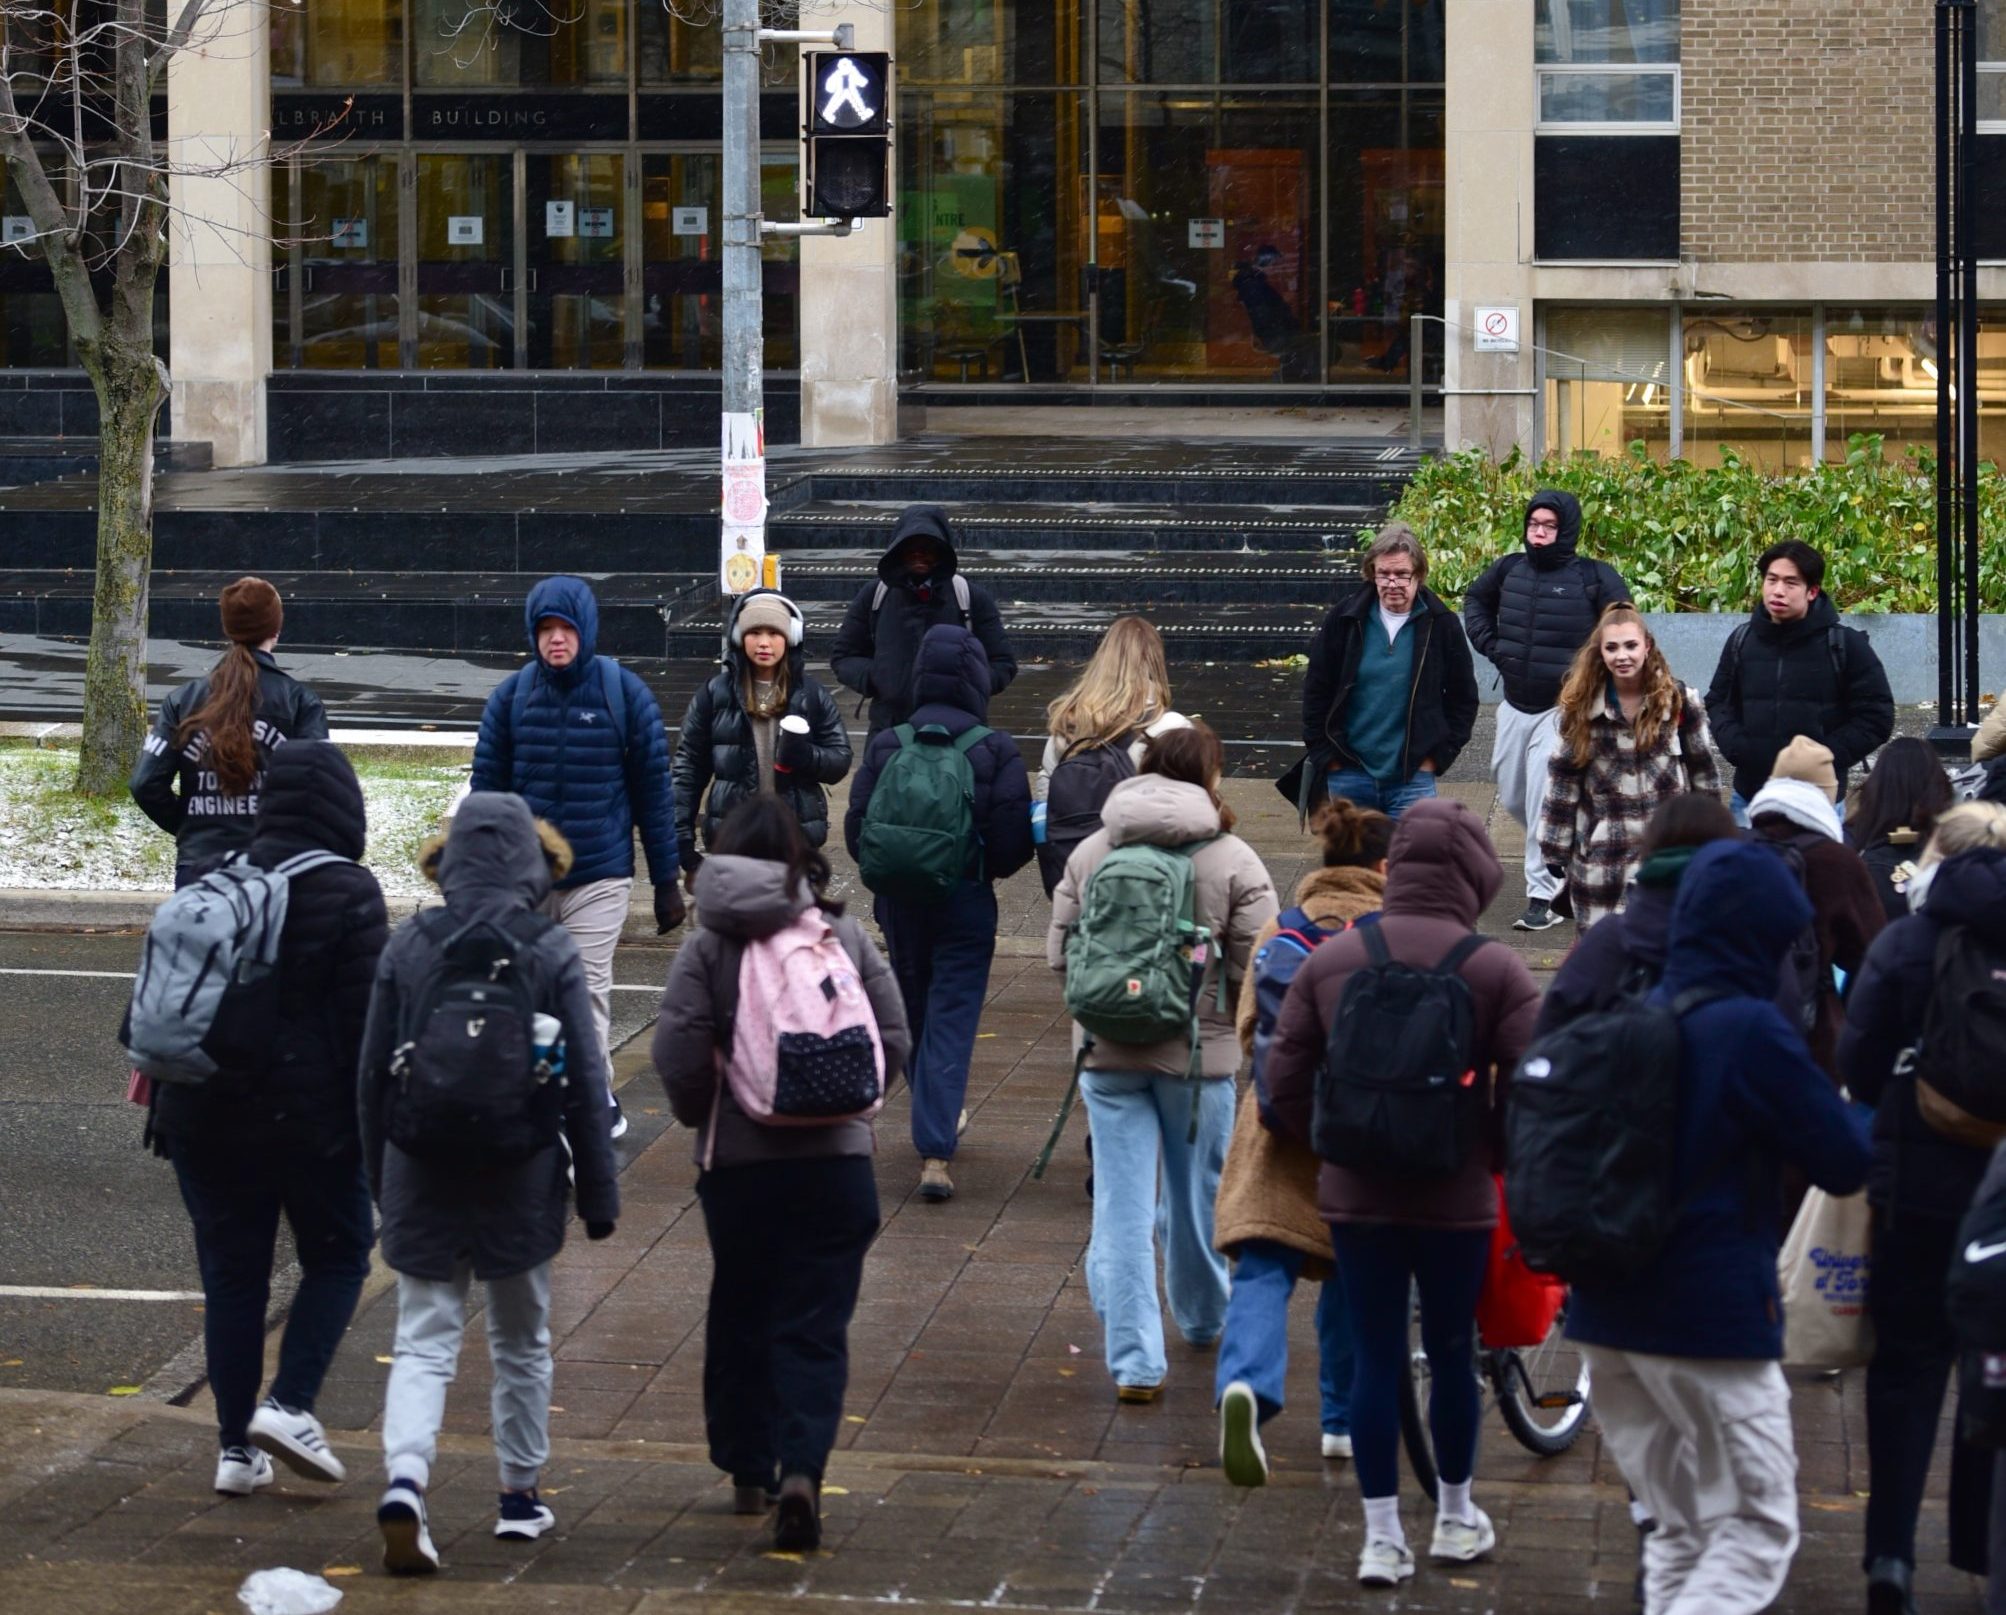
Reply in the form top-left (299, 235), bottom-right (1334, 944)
top-left (1538, 684), bottom-right (1726, 927)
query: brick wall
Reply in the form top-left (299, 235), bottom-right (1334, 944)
top-left (1681, 0), bottom-right (1933, 263)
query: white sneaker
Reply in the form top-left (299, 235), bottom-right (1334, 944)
top-left (609, 1101), bottom-right (630, 1141)
top-left (214, 1445), bottom-right (274, 1496)
top-left (957, 1108), bottom-right (969, 1137)
top-left (248, 1397), bottom-right (345, 1484)
top-left (495, 1488), bottom-right (557, 1540)
top-left (1357, 1538), bottom-right (1415, 1587)
top-left (1218, 1381), bottom-right (1268, 1488)
top-left (1321, 1431), bottom-right (1354, 1460)
top-left (379, 1480), bottom-right (441, 1575)
top-left (1430, 1506), bottom-right (1497, 1563)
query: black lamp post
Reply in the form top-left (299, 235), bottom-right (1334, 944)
top-left (1934, 0), bottom-right (1983, 753)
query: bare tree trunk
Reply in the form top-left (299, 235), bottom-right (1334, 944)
top-left (74, 326), bottom-right (161, 798)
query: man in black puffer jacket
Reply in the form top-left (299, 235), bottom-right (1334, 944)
top-left (828, 505), bottom-right (1018, 737)
top-left (1463, 489), bottom-right (1629, 931)
top-left (151, 740), bottom-right (388, 1497)
top-left (1705, 539), bottom-right (1894, 819)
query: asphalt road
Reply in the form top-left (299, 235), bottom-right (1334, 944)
top-left (0, 928), bottom-right (675, 1399)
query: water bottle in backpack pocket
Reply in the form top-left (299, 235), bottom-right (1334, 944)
top-left (385, 910), bottom-right (565, 1167)
top-left (1312, 927), bottom-right (1493, 1180)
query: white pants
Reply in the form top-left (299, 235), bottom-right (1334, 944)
top-left (542, 875), bottom-right (632, 1107)
top-left (1491, 702), bottom-right (1563, 901)
top-left (383, 1261), bottom-right (553, 1492)
top-left (1581, 1345), bottom-right (1799, 1615)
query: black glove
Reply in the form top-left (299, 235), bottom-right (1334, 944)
top-left (586, 1220), bottom-right (616, 1242)
top-left (681, 849), bottom-right (704, 888)
top-left (1545, 863), bottom-right (1565, 881)
top-left (654, 881), bottom-right (686, 935)
top-left (776, 724), bottom-right (817, 775)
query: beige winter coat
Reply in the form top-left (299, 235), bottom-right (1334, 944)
top-left (1214, 865), bottom-right (1387, 1275)
top-left (1048, 774), bottom-right (1279, 1079)
top-left (1976, 694), bottom-right (2006, 764)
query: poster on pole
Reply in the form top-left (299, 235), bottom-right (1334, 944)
top-left (720, 409), bottom-right (766, 596)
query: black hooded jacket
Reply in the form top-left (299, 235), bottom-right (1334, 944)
top-left (1461, 490), bottom-right (1629, 714)
top-left (672, 591), bottom-right (852, 851)
top-left (828, 506), bottom-right (1018, 734)
top-left (845, 625), bottom-right (1034, 885)
top-left (1703, 591), bottom-right (1896, 801)
top-left (150, 742), bottom-right (389, 1156)
top-left (1840, 847), bottom-right (2006, 1221)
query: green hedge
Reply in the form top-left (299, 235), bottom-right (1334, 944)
top-left (1375, 436), bottom-right (2006, 613)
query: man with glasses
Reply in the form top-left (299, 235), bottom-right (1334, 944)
top-left (1463, 490), bottom-right (1630, 930)
top-left (1299, 522), bottom-right (1479, 822)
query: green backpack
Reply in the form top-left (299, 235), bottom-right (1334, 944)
top-left (857, 723), bottom-right (990, 901)
top-left (1035, 837), bottom-right (1225, 1177)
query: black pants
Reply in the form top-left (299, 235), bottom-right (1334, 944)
top-left (1866, 1204), bottom-right (1994, 1574)
top-left (696, 1155), bottom-right (879, 1488)
top-left (168, 1135), bottom-right (374, 1448)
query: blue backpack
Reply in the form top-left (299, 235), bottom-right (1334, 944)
top-left (1248, 906), bottom-right (1364, 1121)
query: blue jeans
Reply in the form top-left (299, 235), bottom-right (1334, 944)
top-left (876, 881), bottom-right (999, 1161)
top-left (1214, 1239), bottom-right (1356, 1433)
top-left (1326, 766), bottom-right (1438, 821)
top-left (1332, 1221), bottom-right (1491, 1500)
top-left (1081, 1071), bottom-right (1234, 1391)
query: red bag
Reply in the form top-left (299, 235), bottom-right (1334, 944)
top-left (1477, 1177), bottom-right (1566, 1349)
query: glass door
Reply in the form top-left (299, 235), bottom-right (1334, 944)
top-left (524, 153), bottom-right (626, 369)
top-left (274, 156), bottom-right (400, 368)
top-left (413, 153), bottom-right (515, 369)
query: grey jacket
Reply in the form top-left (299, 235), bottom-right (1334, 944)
top-left (358, 793), bottom-right (620, 1281)
top-left (1048, 775), bottom-right (1279, 1079)
top-left (652, 854), bottom-right (910, 1169)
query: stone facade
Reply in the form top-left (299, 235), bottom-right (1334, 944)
top-left (1680, 0), bottom-right (1934, 265)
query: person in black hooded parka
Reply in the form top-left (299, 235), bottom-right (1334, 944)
top-left (1461, 489), bottom-right (1629, 932)
top-left (828, 505), bottom-right (1018, 737)
top-left (151, 740), bottom-right (388, 1498)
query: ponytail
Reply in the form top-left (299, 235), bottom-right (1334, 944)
top-left (176, 643), bottom-right (263, 795)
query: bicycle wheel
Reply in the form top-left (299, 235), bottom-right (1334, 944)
top-left (1495, 1302), bottom-right (1593, 1456)
top-left (1396, 1303), bottom-right (1438, 1501)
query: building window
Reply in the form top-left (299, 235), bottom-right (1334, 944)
top-left (1534, 0), bottom-right (1679, 134)
top-left (1543, 306), bottom-right (1671, 458)
top-left (1980, 0), bottom-right (2006, 128)
top-left (272, 0), bottom-right (402, 88)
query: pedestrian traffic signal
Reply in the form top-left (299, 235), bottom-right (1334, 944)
top-left (804, 52), bottom-right (892, 220)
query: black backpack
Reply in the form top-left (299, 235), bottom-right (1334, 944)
top-left (1766, 837), bottom-right (1825, 1036)
top-left (1949, 1148), bottom-right (2006, 1444)
top-left (1504, 980), bottom-right (1729, 1285)
top-left (1909, 926), bottom-right (2006, 1147)
top-left (1312, 927), bottom-right (1494, 1179)
top-left (1036, 736), bottom-right (1136, 897)
top-left (385, 910), bottom-right (565, 1166)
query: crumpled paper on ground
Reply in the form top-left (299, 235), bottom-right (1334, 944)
top-left (238, 1568), bottom-right (344, 1615)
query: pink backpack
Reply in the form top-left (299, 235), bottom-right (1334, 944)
top-left (708, 909), bottom-right (885, 1165)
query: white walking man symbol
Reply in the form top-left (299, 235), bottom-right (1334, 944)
top-left (820, 57), bottom-right (877, 126)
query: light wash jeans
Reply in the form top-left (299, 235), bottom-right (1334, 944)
top-left (383, 1259), bottom-right (553, 1492)
top-left (542, 875), bottom-right (632, 1112)
top-left (1213, 1239), bottom-right (1355, 1433)
top-left (1080, 1070), bottom-right (1234, 1392)
top-left (1326, 766), bottom-right (1438, 822)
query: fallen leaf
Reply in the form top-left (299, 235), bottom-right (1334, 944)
top-left (976, 1033), bottom-right (996, 1039)
top-left (375, 1355), bottom-right (394, 1365)
top-left (845, 1415), bottom-right (866, 1424)
top-left (107, 1386), bottom-right (141, 1397)
top-left (0, 1359), bottom-right (22, 1368)
top-left (549, 1406), bottom-right (565, 1414)
top-left (763, 1551), bottom-right (805, 1563)
top-left (1449, 1577), bottom-right (1479, 1589)
top-left (322, 1566), bottom-right (362, 1578)
top-left (821, 1485), bottom-right (849, 1496)
top-left (1058, 1369), bottom-right (1076, 1378)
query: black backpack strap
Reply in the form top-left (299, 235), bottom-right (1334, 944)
top-left (712, 935), bottom-right (746, 1048)
top-left (1669, 983), bottom-right (1733, 1017)
top-left (1828, 624), bottom-right (1849, 689)
top-left (1436, 934), bottom-right (1495, 976)
top-left (1724, 621), bottom-right (1751, 696)
top-left (1361, 922), bottom-right (1394, 968)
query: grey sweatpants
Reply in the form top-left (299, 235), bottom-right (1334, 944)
top-left (382, 1261), bottom-right (553, 1492)
top-left (1491, 700), bottom-right (1563, 902)
top-left (542, 875), bottom-right (632, 1109)
top-left (1582, 1345), bottom-right (1799, 1615)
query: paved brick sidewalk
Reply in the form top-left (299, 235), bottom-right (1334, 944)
top-left (0, 949), bottom-right (1987, 1612)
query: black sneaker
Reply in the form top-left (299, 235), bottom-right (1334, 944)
top-left (1514, 900), bottom-right (1565, 932)
top-left (495, 1488), bottom-right (557, 1541)
top-left (773, 1473), bottom-right (821, 1552)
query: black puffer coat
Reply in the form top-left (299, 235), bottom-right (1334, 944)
top-left (129, 649), bottom-right (329, 877)
top-left (827, 506), bottom-right (1018, 735)
top-left (150, 741), bottom-right (388, 1157)
top-left (1703, 592), bottom-right (1895, 801)
top-left (672, 606), bottom-right (851, 852)
top-left (1461, 490), bottom-right (1629, 714)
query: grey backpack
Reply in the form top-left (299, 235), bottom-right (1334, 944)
top-left (123, 851), bottom-right (351, 1084)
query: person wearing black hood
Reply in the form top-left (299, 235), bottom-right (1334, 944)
top-left (828, 505), bottom-right (1018, 737)
top-left (1704, 539), bottom-right (1894, 822)
top-left (151, 741), bottom-right (387, 1499)
top-left (1462, 489), bottom-right (1629, 932)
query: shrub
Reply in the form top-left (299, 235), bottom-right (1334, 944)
top-left (1374, 435), bottom-right (2006, 613)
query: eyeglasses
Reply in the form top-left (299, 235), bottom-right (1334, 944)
top-left (1375, 569), bottom-right (1417, 584)
top-left (1526, 518), bottom-right (1561, 533)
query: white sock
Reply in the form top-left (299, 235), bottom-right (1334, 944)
top-left (1438, 1479), bottom-right (1476, 1526)
top-left (1363, 1495), bottom-right (1405, 1547)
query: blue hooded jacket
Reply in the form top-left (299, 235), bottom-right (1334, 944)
top-left (1565, 839), bottom-right (1871, 1361)
top-left (844, 624), bottom-right (1033, 885)
top-left (470, 576), bottom-right (679, 890)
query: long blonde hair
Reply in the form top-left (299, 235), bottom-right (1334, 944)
top-left (1920, 801), bottom-right (2006, 869)
top-left (1045, 615), bottom-right (1172, 754)
top-left (1558, 602), bottom-right (1682, 767)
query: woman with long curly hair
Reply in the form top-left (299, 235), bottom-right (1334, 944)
top-left (1537, 603), bottom-right (1725, 929)
top-left (129, 577), bottom-right (329, 887)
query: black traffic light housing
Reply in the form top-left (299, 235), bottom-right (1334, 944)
top-left (804, 51), bottom-right (892, 220)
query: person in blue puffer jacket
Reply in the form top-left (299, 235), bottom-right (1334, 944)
top-left (472, 576), bottom-right (682, 1139)
top-left (1565, 838), bottom-right (1872, 1615)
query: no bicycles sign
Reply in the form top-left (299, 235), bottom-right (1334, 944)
top-left (1474, 305), bottom-right (1521, 353)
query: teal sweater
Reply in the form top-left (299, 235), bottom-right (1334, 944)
top-left (1345, 615), bottom-right (1417, 783)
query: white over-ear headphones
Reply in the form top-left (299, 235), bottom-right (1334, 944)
top-left (729, 592), bottom-right (804, 648)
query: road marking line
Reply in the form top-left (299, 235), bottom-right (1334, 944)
top-left (0, 1285), bottom-right (206, 1302)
